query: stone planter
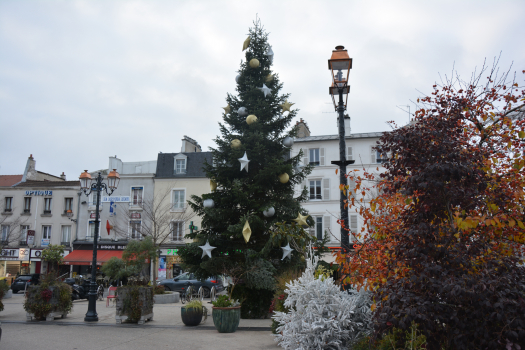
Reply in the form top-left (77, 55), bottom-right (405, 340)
top-left (212, 306), bottom-right (241, 333)
top-left (153, 291), bottom-right (180, 304)
top-left (24, 285), bottom-right (72, 321)
top-left (4, 290), bottom-right (12, 299)
top-left (115, 286), bottom-right (154, 325)
top-left (181, 306), bottom-right (203, 326)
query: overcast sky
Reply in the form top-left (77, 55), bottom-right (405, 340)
top-left (1, 0), bottom-right (524, 179)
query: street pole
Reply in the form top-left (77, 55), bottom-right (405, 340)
top-left (84, 172), bottom-right (101, 322)
top-left (337, 89), bottom-right (350, 252)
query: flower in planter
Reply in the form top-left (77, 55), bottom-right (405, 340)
top-left (211, 295), bottom-right (240, 308)
top-left (40, 289), bottom-right (52, 302)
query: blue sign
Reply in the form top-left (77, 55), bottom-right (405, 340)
top-left (101, 196), bottom-right (130, 203)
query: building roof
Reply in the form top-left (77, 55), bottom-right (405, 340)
top-left (0, 175), bottom-right (23, 187)
top-left (295, 132), bottom-right (385, 142)
top-left (14, 180), bottom-right (80, 188)
top-left (155, 152), bottom-right (213, 178)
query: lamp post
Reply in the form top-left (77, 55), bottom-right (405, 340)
top-left (328, 45), bottom-right (355, 252)
top-left (79, 169), bottom-right (120, 322)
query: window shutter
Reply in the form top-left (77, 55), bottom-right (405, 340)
top-left (320, 148), bottom-right (325, 166)
top-left (309, 223), bottom-right (315, 237)
top-left (349, 177), bottom-right (356, 192)
top-left (370, 146), bottom-right (376, 164)
top-left (347, 146), bottom-right (353, 161)
top-left (323, 216), bottom-right (331, 239)
top-left (322, 178), bottom-right (330, 200)
top-left (350, 215), bottom-right (358, 240)
top-left (303, 148), bottom-right (309, 165)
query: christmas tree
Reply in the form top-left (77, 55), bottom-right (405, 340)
top-left (179, 19), bottom-right (311, 316)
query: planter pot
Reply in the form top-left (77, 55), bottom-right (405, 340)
top-left (153, 291), bottom-right (180, 304)
top-left (115, 286), bottom-right (154, 325)
top-left (181, 307), bottom-right (203, 326)
top-left (212, 306), bottom-right (241, 333)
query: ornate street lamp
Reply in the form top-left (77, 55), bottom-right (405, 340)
top-left (79, 169), bottom-right (120, 322)
top-left (328, 46), bottom-right (355, 252)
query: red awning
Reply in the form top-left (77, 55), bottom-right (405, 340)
top-left (63, 250), bottom-right (124, 266)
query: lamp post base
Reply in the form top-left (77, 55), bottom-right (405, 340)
top-left (84, 313), bottom-right (99, 322)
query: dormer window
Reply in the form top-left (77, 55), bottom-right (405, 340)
top-left (174, 154), bottom-right (188, 174)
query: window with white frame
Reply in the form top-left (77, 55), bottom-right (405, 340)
top-left (346, 146), bottom-right (353, 161)
top-left (309, 149), bottom-right (320, 166)
top-left (42, 225), bottom-right (52, 240)
top-left (64, 198), bottom-right (73, 213)
top-left (130, 221), bottom-right (141, 239)
top-left (90, 192), bottom-right (98, 206)
top-left (20, 225), bottom-right (29, 244)
top-left (44, 198), bottom-right (52, 213)
top-left (371, 146), bottom-right (387, 164)
top-left (172, 190), bottom-right (185, 210)
top-left (87, 221), bottom-right (99, 240)
top-left (24, 197), bottom-right (31, 213)
top-left (4, 197), bottom-right (12, 212)
top-left (309, 180), bottom-right (321, 200)
top-left (131, 187), bottom-right (143, 206)
top-left (61, 226), bottom-right (71, 243)
top-left (175, 159), bottom-right (186, 174)
top-left (171, 221), bottom-right (184, 241)
top-left (1, 225), bottom-right (10, 241)
top-left (309, 216), bottom-right (331, 241)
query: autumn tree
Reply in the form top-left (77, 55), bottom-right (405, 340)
top-left (336, 61), bottom-right (525, 349)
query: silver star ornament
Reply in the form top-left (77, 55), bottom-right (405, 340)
top-left (265, 45), bottom-right (274, 63)
top-left (238, 152), bottom-right (250, 172)
top-left (258, 83), bottom-right (272, 98)
top-left (199, 241), bottom-right (216, 259)
top-left (281, 243), bottom-right (293, 260)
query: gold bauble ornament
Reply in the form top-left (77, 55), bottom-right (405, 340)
top-left (246, 114), bottom-right (258, 125)
top-left (280, 101), bottom-right (294, 112)
top-left (231, 139), bottom-right (241, 149)
top-left (278, 173), bottom-right (289, 183)
top-left (293, 213), bottom-right (310, 227)
top-left (210, 179), bottom-right (217, 191)
top-left (265, 74), bottom-right (274, 83)
top-left (242, 36), bottom-right (251, 51)
top-left (242, 220), bottom-right (252, 243)
top-left (222, 104), bottom-right (231, 114)
top-left (249, 58), bottom-right (260, 68)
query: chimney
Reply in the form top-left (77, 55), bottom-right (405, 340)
top-left (296, 118), bottom-right (311, 138)
top-left (181, 136), bottom-right (202, 152)
top-left (344, 114), bottom-right (351, 136)
top-left (60, 172), bottom-right (66, 180)
top-left (21, 154), bottom-right (37, 182)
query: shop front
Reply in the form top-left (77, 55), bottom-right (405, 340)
top-left (0, 248), bottom-right (31, 284)
top-left (64, 243), bottom-right (126, 276)
top-left (158, 247), bottom-right (184, 280)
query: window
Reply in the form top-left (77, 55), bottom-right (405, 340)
top-left (64, 198), bottom-right (73, 213)
top-left (172, 190), bottom-right (185, 210)
top-left (90, 192), bottom-right (99, 206)
top-left (130, 221), bottom-right (141, 239)
top-left (87, 221), bottom-right (99, 240)
top-left (4, 197), bottom-right (12, 212)
top-left (42, 225), bottom-right (52, 240)
top-left (309, 180), bottom-right (321, 200)
top-left (376, 150), bottom-right (387, 163)
top-left (20, 225), bottom-right (29, 244)
top-left (315, 217), bottom-right (323, 240)
top-left (1, 225), bottom-right (10, 241)
top-left (131, 187), bottom-right (143, 206)
top-left (347, 146), bottom-right (353, 161)
top-left (371, 146), bottom-right (388, 164)
top-left (61, 226), bottom-right (71, 243)
top-left (171, 221), bottom-right (184, 241)
top-left (309, 149), bottom-right (320, 166)
top-left (24, 197), bottom-right (31, 213)
top-left (350, 215), bottom-right (358, 241)
top-left (44, 198), bottom-right (52, 213)
top-left (176, 159), bottom-right (186, 174)
top-left (309, 216), bottom-right (331, 241)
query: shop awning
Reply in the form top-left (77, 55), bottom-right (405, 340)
top-left (63, 250), bottom-right (124, 266)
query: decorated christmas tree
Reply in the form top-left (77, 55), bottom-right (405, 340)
top-left (179, 19), bottom-right (312, 316)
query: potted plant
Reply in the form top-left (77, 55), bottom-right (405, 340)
top-left (211, 295), bottom-right (241, 333)
top-left (181, 299), bottom-right (205, 326)
top-left (23, 273), bottom-right (73, 321)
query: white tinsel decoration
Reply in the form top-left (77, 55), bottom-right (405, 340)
top-left (273, 246), bottom-right (363, 350)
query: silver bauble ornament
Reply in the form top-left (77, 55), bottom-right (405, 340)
top-left (263, 207), bottom-right (275, 217)
top-left (283, 136), bottom-right (294, 147)
top-left (235, 74), bottom-right (241, 83)
top-left (203, 199), bottom-right (215, 208)
top-left (238, 107), bottom-right (248, 117)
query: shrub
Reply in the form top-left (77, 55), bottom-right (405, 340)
top-left (118, 285), bottom-right (154, 323)
top-left (154, 285), bottom-right (165, 295)
top-left (231, 284), bottom-right (274, 319)
top-left (23, 273), bottom-right (72, 319)
top-left (184, 299), bottom-right (203, 310)
top-left (212, 295), bottom-right (240, 308)
top-left (0, 280), bottom-right (9, 312)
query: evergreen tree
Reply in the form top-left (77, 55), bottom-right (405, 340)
top-left (179, 20), bottom-right (311, 314)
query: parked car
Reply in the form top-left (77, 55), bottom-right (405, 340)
top-left (158, 273), bottom-right (223, 297)
top-left (11, 274), bottom-right (40, 293)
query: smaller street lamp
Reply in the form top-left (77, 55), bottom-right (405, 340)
top-left (328, 46), bottom-right (355, 253)
top-left (79, 169), bottom-right (120, 322)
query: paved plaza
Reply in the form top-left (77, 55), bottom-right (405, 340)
top-left (0, 293), bottom-right (279, 349)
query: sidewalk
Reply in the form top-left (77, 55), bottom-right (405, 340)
top-left (0, 293), bottom-right (279, 350)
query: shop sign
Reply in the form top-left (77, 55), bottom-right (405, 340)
top-left (76, 243), bottom-right (126, 250)
top-left (131, 212), bottom-right (141, 219)
top-left (90, 213), bottom-right (96, 219)
top-left (25, 190), bottom-right (52, 196)
top-left (1, 249), bottom-right (19, 260)
top-left (18, 248), bottom-right (30, 261)
top-left (41, 239), bottom-right (50, 247)
top-left (27, 230), bottom-right (35, 245)
top-left (166, 248), bottom-right (178, 256)
top-left (31, 249), bottom-right (43, 258)
top-left (101, 196), bottom-right (130, 203)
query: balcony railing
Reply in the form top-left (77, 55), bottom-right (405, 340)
top-left (309, 194), bottom-right (322, 200)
